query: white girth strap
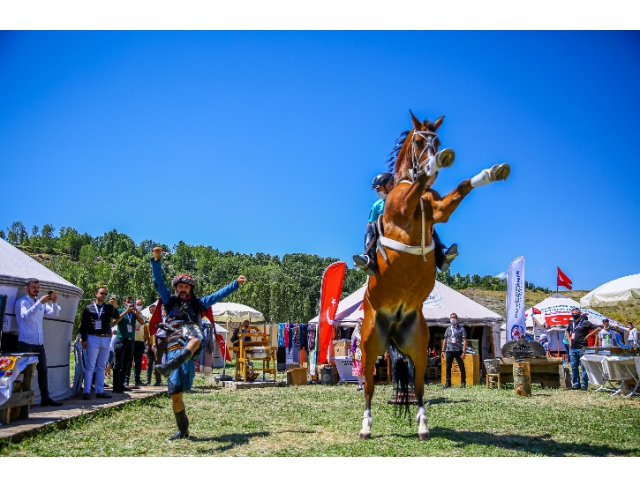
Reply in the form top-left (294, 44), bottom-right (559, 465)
top-left (378, 234), bottom-right (435, 256)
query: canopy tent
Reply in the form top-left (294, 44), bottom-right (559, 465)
top-left (310, 281), bottom-right (503, 356)
top-left (580, 273), bottom-right (640, 308)
top-left (0, 239), bottom-right (84, 403)
top-left (209, 302), bottom-right (264, 323)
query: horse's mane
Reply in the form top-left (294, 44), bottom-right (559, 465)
top-left (386, 130), bottom-right (410, 175)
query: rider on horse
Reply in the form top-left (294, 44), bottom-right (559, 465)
top-left (353, 172), bottom-right (459, 276)
top-left (150, 247), bottom-right (247, 440)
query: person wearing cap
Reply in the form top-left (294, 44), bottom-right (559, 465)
top-left (565, 308), bottom-right (601, 390)
top-left (15, 278), bottom-right (63, 407)
top-left (150, 247), bottom-right (247, 440)
top-left (353, 172), bottom-right (458, 276)
top-left (596, 318), bottom-right (616, 347)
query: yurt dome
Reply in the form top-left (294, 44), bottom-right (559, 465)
top-left (0, 239), bottom-right (83, 403)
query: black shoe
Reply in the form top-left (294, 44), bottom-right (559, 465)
top-left (581, 387), bottom-right (588, 391)
top-left (96, 392), bottom-right (112, 399)
top-left (572, 385), bottom-right (581, 390)
top-left (41, 398), bottom-right (63, 407)
top-left (82, 393), bottom-right (91, 400)
top-left (460, 383), bottom-right (466, 389)
top-left (169, 430), bottom-right (189, 440)
top-left (353, 254), bottom-right (375, 277)
top-left (122, 387), bottom-right (133, 392)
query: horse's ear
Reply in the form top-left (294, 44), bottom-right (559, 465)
top-left (434, 116), bottom-right (445, 130)
top-left (409, 110), bottom-right (421, 129)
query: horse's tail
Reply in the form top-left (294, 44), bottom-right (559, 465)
top-left (389, 340), bottom-right (412, 419)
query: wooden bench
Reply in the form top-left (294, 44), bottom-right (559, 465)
top-left (0, 362), bottom-right (37, 425)
top-left (497, 357), bottom-right (563, 388)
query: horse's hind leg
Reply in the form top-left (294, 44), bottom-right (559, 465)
top-left (401, 318), bottom-right (430, 441)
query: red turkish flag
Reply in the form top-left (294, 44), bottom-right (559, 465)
top-left (318, 261), bottom-right (347, 364)
top-left (532, 307), bottom-right (542, 315)
top-left (557, 267), bottom-right (573, 290)
top-left (545, 313), bottom-right (571, 327)
top-left (148, 300), bottom-right (163, 336)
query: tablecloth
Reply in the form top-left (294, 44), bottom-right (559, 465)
top-left (0, 355), bottom-right (39, 407)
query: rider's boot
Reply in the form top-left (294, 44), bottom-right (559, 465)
top-left (169, 409), bottom-right (189, 440)
top-left (156, 347), bottom-right (192, 378)
top-left (353, 223), bottom-right (377, 276)
top-left (433, 230), bottom-right (459, 273)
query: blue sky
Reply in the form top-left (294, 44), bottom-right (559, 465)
top-left (1, 31), bottom-right (639, 291)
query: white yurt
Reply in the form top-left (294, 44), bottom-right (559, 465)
top-left (310, 280), bottom-right (504, 358)
top-left (0, 239), bottom-right (83, 403)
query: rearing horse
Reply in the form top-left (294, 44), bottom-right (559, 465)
top-left (359, 112), bottom-right (510, 440)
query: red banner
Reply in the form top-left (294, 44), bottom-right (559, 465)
top-left (545, 313), bottom-right (571, 327)
top-left (557, 267), bottom-right (573, 290)
top-left (318, 261), bottom-right (347, 364)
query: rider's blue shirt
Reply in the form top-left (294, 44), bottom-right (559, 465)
top-left (368, 199), bottom-right (385, 223)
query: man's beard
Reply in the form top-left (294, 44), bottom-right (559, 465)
top-left (179, 291), bottom-right (190, 299)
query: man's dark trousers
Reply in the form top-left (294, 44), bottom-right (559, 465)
top-left (17, 342), bottom-right (51, 401)
top-left (445, 350), bottom-right (466, 385)
top-left (127, 340), bottom-right (146, 384)
top-left (153, 336), bottom-right (168, 384)
top-left (113, 338), bottom-right (134, 391)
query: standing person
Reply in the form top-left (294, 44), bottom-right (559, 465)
top-left (144, 303), bottom-right (158, 386)
top-left (350, 321), bottom-right (365, 391)
top-left (441, 312), bottom-right (467, 389)
top-left (628, 322), bottom-right (638, 348)
top-left (106, 326), bottom-right (117, 379)
top-left (353, 172), bottom-right (458, 275)
top-left (113, 296), bottom-right (144, 394)
top-left (150, 303), bottom-right (168, 386)
top-left (150, 247), bottom-right (247, 440)
top-left (79, 286), bottom-right (121, 400)
top-left (596, 318), bottom-right (616, 347)
top-left (15, 278), bottom-right (63, 407)
top-left (566, 308), bottom-right (601, 390)
top-left (126, 298), bottom-right (149, 387)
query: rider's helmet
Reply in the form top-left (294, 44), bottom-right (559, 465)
top-left (172, 274), bottom-right (197, 290)
top-left (371, 172), bottom-right (393, 189)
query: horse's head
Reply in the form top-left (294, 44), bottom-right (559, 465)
top-left (390, 111), bottom-right (445, 184)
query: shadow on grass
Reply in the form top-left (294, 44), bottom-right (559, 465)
top-left (389, 428), bottom-right (638, 457)
top-left (427, 398), bottom-right (470, 405)
top-left (190, 431), bottom-right (270, 452)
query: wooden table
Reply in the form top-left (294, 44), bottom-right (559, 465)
top-left (497, 357), bottom-right (563, 388)
top-left (441, 353), bottom-right (480, 385)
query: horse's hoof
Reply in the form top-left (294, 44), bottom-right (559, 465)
top-left (491, 163), bottom-right (510, 181)
top-left (359, 432), bottom-right (372, 440)
top-left (436, 148), bottom-right (455, 169)
top-left (419, 432), bottom-right (430, 441)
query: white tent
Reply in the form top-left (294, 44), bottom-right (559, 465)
top-left (210, 302), bottom-right (264, 323)
top-left (0, 239), bottom-right (84, 403)
top-left (580, 273), bottom-right (640, 308)
top-left (505, 293), bottom-right (627, 353)
top-left (310, 281), bottom-right (503, 357)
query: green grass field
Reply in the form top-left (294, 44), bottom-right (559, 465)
top-left (2, 369), bottom-right (639, 457)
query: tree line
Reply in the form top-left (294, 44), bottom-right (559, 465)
top-left (2, 221), bottom-right (549, 330)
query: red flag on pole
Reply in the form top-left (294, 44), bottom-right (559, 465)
top-left (318, 261), bottom-right (347, 364)
top-left (148, 300), bottom-right (163, 336)
top-left (532, 307), bottom-right (541, 315)
top-left (557, 267), bottom-right (573, 290)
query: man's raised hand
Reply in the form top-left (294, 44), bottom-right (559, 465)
top-left (236, 275), bottom-right (248, 285)
top-left (153, 247), bottom-right (163, 261)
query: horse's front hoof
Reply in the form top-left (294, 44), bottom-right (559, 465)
top-left (490, 163), bottom-right (510, 181)
top-left (359, 432), bottom-right (372, 440)
top-left (418, 432), bottom-right (430, 441)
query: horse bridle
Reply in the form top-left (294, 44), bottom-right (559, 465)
top-left (385, 129), bottom-right (440, 260)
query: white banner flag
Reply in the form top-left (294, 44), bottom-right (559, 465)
top-left (506, 256), bottom-right (526, 342)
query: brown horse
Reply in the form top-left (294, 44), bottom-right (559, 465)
top-left (359, 112), bottom-right (510, 440)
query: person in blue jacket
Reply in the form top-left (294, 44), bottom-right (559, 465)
top-left (151, 246), bottom-right (247, 440)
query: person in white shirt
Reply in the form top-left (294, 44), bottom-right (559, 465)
top-left (627, 321), bottom-right (638, 348)
top-left (596, 318), bottom-right (616, 347)
top-left (14, 278), bottom-right (63, 407)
